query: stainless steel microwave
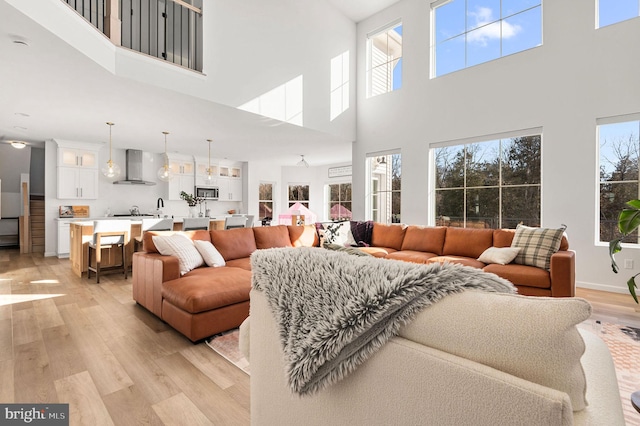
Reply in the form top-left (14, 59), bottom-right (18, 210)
top-left (195, 186), bottom-right (219, 200)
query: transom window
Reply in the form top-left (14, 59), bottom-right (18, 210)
top-left (432, 0), bottom-right (542, 77)
top-left (367, 154), bottom-right (402, 223)
top-left (288, 184), bottom-right (309, 209)
top-left (433, 135), bottom-right (541, 228)
top-left (327, 183), bottom-right (352, 221)
top-left (366, 22), bottom-right (403, 98)
top-left (598, 119), bottom-right (640, 243)
top-left (598, 0), bottom-right (639, 28)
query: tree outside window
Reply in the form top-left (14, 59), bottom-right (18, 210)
top-left (288, 184), bottom-right (309, 209)
top-left (434, 135), bottom-right (541, 229)
top-left (599, 120), bottom-right (640, 243)
top-left (258, 182), bottom-right (274, 221)
top-left (328, 183), bottom-right (352, 221)
top-left (368, 154), bottom-right (401, 223)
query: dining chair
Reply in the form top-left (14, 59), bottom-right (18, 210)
top-left (183, 217), bottom-right (210, 231)
top-left (87, 220), bottom-right (131, 283)
top-left (135, 218), bottom-right (174, 251)
top-left (224, 216), bottom-right (247, 229)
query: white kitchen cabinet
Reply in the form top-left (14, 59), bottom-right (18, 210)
top-left (166, 154), bottom-right (195, 200)
top-left (57, 220), bottom-right (71, 257)
top-left (218, 176), bottom-right (243, 201)
top-left (219, 165), bottom-right (241, 178)
top-left (57, 167), bottom-right (98, 199)
top-left (195, 157), bottom-right (219, 186)
top-left (56, 140), bottom-right (100, 200)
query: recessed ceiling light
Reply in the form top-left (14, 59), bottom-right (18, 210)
top-left (12, 40), bottom-right (29, 47)
top-left (13, 126), bottom-right (27, 131)
top-left (14, 112), bottom-right (30, 117)
top-left (11, 141), bottom-right (27, 149)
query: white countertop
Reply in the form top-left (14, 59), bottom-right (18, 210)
top-left (56, 216), bottom-right (232, 223)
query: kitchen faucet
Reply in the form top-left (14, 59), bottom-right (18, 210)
top-left (157, 198), bottom-right (164, 208)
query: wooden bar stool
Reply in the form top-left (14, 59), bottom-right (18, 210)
top-left (183, 217), bottom-right (210, 231)
top-left (87, 220), bottom-right (131, 283)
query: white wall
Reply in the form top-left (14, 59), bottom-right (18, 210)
top-left (353, 0), bottom-right (640, 294)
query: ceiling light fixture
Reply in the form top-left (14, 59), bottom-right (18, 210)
top-left (157, 131), bottom-right (173, 182)
top-left (297, 155), bottom-right (309, 168)
top-left (11, 141), bottom-right (26, 149)
top-left (101, 122), bottom-right (121, 179)
top-left (205, 139), bottom-right (215, 184)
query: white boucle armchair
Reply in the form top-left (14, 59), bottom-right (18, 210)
top-left (242, 289), bottom-right (624, 426)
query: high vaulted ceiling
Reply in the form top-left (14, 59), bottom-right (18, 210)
top-left (0, 0), bottom-right (398, 166)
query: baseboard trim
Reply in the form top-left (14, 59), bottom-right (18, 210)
top-left (577, 281), bottom-right (629, 294)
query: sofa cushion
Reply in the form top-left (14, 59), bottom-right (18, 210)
top-left (152, 233), bottom-right (204, 275)
top-left (162, 267), bottom-right (252, 314)
top-left (193, 240), bottom-right (226, 267)
top-left (357, 247), bottom-right (396, 257)
top-left (511, 224), bottom-right (567, 271)
top-left (477, 247), bottom-right (521, 265)
top-left (288, 225), bottom-right (320, 247)
top-left (386, 250), bottom-right (438, 264)
top-left (253, 225), bottom-right (293, 249)
top-left (399, 291), bottom-right (591, 411)
top-left (210, 227), bottom-right (257, 261)
top-left (143, 229), bottom-right (211, 253)
top-left (483, 263), bottom-right (551, 289)
top-left (371, 223), bottom-right (407, 251)
top-left (426, 256), bottom-right (486, 269)
top-left (442, 228), bottom-right (493, 258)
top-left (400, 226), bottom-right (446, 254)
top-left (225, 257), bottom-right (252, 271)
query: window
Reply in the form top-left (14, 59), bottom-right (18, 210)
top-left (330, 51), bottom-right (350, 120)
top-left (366, 22), bottom-right (403, 98)
top-left (433, 135), bottom-right (541, 229)
top-left (598, 0), bottom-right (639, 28)
top-left (599, 119), bottom-right (640, 243)
top-left (432, 0), bottom-right (542, 77)
top-left (258, 183), bottom-right (274, 221)
top-left (327, 183), bottom-right (352, 220)
top-left (367, 154), bottom-right (401, 223)
top-left (288, 184), bottom-right (309, 209)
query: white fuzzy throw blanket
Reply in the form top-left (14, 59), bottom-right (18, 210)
top-left (251, 247), bottom-right (516, 395)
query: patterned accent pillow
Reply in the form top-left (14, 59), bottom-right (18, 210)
top-left (510, 224), bottom-right (567, 271)
top-left (152, 233), bottom-right (204, 275)
top-left (317, 221), bottom-right (356, 247)
top-left (193, 240), bottom-right (226, 267)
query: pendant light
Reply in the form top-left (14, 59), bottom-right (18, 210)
top-left (205, 139), bottom-right (215, 184)
top-left (102, 122), bottom-right (121, 179)
top-left (157, 131), bottom-right (173, 182)
top-left (297, 154), bottom-right (309, 168)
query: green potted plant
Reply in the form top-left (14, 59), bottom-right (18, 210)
top-left (180, 191), bottom-right (203, 217)
top-left (609, 199), bottom-right (640, 303)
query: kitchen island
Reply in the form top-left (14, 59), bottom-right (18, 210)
top-left (66, 216), bottom-right (227, 277)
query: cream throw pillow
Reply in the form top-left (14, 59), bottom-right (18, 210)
top-left (194, 240), bottom-right (226, 267)
top-left (152, 233), bottom-right (203, 275)
top-left (399, 291), bottom-right (591, 411)
top-left (477, 247), bottom-right (520, 265)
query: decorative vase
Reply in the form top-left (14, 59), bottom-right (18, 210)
top-left (189, 206), bottom-right (197, 218)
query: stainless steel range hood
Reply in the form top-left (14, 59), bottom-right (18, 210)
top-left (113, 149), bottom-right (157, 185)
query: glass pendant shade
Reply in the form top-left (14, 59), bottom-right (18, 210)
top-left (297, 155), bottom-right (309, 167)
top-left (157, 131), bottom-right (173, 182)
top-left (102, 122), bottom-right (121, 179)
top-left (205, 138), bottom-right (214, 183)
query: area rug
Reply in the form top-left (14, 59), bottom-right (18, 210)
top-left (205, 329), bottom-right (250, 375)
top-left (578, 320), bottom-right (640, 426)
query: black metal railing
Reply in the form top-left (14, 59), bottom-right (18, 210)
top-left (62, 0), bottom-right (202, 71)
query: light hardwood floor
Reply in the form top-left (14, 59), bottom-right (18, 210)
top-left (0, 249), bottom-right (249, 425)
top-left (2, 249), bottom-right (640, 425)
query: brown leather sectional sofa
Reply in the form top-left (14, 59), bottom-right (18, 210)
top-left (132, 223), bottom-right (574, 342)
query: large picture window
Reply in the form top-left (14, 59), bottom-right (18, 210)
top-left (367, 154), bottom-right (401, 223)
top-left (598, 0), bottom-right (639, 28)
top-left (599, 119), bottom-right (640, 243)
top-left (433, 135), bottom-right (541, 228)
top-left (327, 183), bottom-right (352, 221)
top-left (366, 22), bottom-right (403, 98)
top-left (288, 184), bottom-right (309, 209)
top-left (432, 0), bottom-right (542, 77)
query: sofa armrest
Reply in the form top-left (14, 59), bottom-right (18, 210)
top-left (132, 252), bottom-right (180, 317)
top-left (550, 250), bottom-right (575, 297)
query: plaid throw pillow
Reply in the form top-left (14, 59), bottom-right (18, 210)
top-left (511, 224), bottom-right (567, 271)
